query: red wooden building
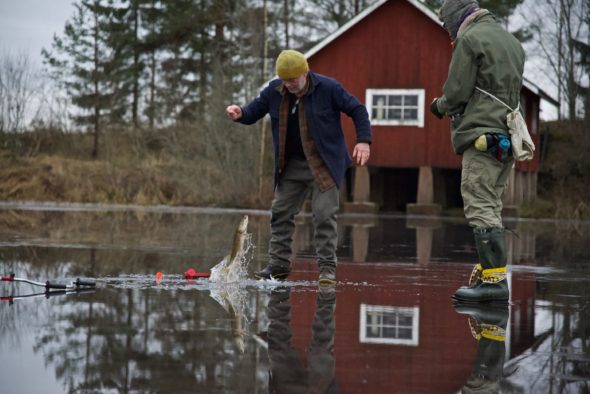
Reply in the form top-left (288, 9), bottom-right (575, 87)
top-left (304, 0), bottom-right (558, 214)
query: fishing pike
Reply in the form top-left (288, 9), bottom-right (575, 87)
top-left (207, 215), bottom-right (251, 352)
top-left (209, 215), bottom-right (250, 283)
top-left (229, 215), bottom-right (249, 265)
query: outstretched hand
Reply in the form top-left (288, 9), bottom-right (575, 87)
top-left (353, 143), bottom-right (370, 166)
top-left (226, 105), bottom-right (243, 121)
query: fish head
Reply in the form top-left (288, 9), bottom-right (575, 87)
top-left (236, 215), bottom-right (248, 233)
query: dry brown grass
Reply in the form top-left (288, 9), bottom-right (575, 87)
top-left (0, 153), bottom-right (272, 207)
top-left (535, 120), bottom-right (590, 221)
top-left (0, 125), bottom-right (275, 208)
top-left (1, 154), bottom-right (181, 204)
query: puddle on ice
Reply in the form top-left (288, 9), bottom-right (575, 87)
top-left (3, 206), bottom-right (590, 394)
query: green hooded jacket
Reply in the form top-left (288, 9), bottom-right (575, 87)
top-left (436, 11), bottom-right (525, 154)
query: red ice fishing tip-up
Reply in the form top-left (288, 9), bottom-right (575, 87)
top-left (184, 268), bottom-right (210, 279)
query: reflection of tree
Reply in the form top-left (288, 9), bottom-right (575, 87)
top-left (504, 223), bottom-right (590, 391)
top-left (29, 284), bottom-right (263, 393)
top-left (0, 258), bottom-right (71, 348)
top-left (498, 215), bottom-right (590, 391)
top-left (0, 210), bottom-right (278, 392)
top-left (502, 278), bottom-right (590, 393)
top-left (526, 221), bottom-right (590, 265)
top-left (0, 209), bottom-right (271, 276)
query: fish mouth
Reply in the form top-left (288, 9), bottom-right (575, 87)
top-left (236, 215), bottom-right (248, 232)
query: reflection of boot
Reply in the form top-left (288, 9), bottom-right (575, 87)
top-left (318, 267), bottom-right (336, 285)
top-left (454, 303), bottom-right (508, 343)
top-left (454, 304), bottom-right (508, 394)
top-left (267, 287), bottom-right (307, 393)
top-left (308, 287), bottom-right (336, 393)
top-left (453, 228), bottom-right (509, 303)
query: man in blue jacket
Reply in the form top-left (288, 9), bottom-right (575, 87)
top-left (226, 49), bottom-right (372, 284)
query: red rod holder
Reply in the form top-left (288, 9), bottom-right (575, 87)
top-left (184, 268), bottom-right (211, 279)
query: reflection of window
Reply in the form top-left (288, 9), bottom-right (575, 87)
top-left (360, 304), bottom-right (419, 346)
top-left (366, 89), bottom-right (425, 127)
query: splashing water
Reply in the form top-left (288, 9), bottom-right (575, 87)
top-left (206, 230), bottom-right (254, 353)
top-left (209, 234), bottom-right (253, 283)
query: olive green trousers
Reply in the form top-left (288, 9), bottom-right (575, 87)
top-left (461, 146), bottom-right (514, 229)
top-left (268, 158), bottom-right (339, 270)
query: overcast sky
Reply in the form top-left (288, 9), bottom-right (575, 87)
top-left (0, 0), bottom-right (75, 67)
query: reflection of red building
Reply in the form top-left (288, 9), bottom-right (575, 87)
top-left (508, 272), bottom-right (537, 358)
top-left (287, 260), bottom-right (536, 393)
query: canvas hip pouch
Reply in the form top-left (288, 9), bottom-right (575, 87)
top-left (475, 87), bottom-right (535, 161)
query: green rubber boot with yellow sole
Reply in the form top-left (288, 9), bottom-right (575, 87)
top-left (453, 227), bottom-right (509, 303)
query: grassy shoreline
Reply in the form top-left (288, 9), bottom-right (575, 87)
top-left (1, 120), bottom-right (588, 220)
top-left (0, 126), bottom-right (276, 209)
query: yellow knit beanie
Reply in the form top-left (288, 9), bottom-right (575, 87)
top-left (275, 50), bottom-right (309, 80)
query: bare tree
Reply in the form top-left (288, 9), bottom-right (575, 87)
top-left (0, 51), bottom-right (39, 133)
top-left (526, 0), bottom-right (589, 119)
top-left (284, 0), bottom-right (291, 48)
top-left (313, 0), bottom-right (374, 27)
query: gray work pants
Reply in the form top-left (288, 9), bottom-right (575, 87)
top-left (268, 158), bottom-right (339, 270)
top-left (461, 146), bottom-right (514, 229)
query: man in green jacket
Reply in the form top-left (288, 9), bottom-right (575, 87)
top-left (430, 0), bottom-right (525, 303)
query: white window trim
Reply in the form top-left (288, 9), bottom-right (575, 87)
top-left (359, 304), bottom-right (420, 346)
top-left (366, 88), bottom-right (425, 128)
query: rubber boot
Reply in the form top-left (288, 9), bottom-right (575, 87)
top-left (453, 227), bottom-right (509, 303)
top-left (454, 303), bottom-right (508, 393)
top-left (254, 263), bottom-right (290, 280)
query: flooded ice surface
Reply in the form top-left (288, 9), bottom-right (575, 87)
top-left (1, 207), bottom-right (590, 393)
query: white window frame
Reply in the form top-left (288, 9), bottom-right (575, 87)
top-left (366, 88), bottom-right (425, 127)
top-left (359, 304), bottom-right (420, 346)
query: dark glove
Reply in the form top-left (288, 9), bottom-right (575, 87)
top-left (430, 98), bottom-right (444, 119)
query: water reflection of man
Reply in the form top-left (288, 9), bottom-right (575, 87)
top-left (265, 286), bottom-right (337, 393)
top-left (454, 304), bottom-right (508, 393)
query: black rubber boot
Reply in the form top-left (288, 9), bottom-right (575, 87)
top-left (453, 303), bottom-right (509, 335)
top-left (454, 303), bottom-right (508, 393)
top-left (453, 227), bottom-right (509, 303)
top-left (254, 263), bottom-right (290, 280)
